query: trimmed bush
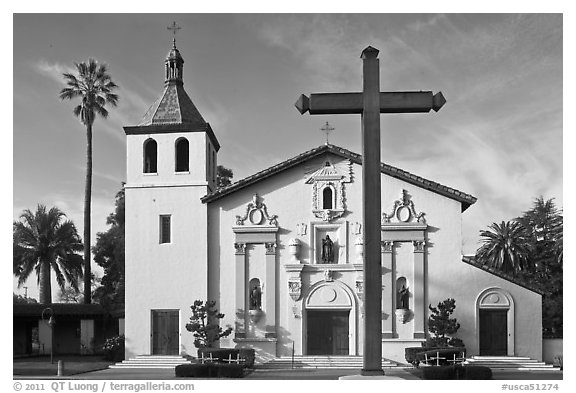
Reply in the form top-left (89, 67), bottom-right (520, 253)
top-left (421, 365), bottom-right (492, 380)
top-left (462, 365), bottom-right (492, 380)
top-left (239, 348), bottom-right (256, 368)
top-left (175, 363), bottom-right (213, 378)
top-left (415, 347), bottom-right (466, 366)
top-left (405, 346), bottom-right (443, 366)
top-left (216, 363), bottom-right (244, 378)
top-left (197, 348), bottom-right (240, 362)
top-left (422, 366), bottom-right (456, 380)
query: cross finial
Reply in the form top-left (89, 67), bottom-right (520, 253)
top-left (167, 21), bottom-right (181, 47)
top-left (320, 121), bottom-right (335, 145)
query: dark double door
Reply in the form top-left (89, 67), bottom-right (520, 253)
top-left (152, 310), bottom-right (179, 355)
top-left (307, 310), bottom-right (349, 355)
top-left (479, 309), bottom-right (508, 356)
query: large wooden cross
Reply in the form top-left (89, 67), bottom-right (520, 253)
top-left (295, 46), bottom-right (445, 375)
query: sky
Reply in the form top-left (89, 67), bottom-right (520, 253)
top-left (11, 13), bottom-right (563, 302)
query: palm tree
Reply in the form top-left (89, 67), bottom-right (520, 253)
top-left (13, 205), bottom-right (84, 304)
top-left (59, 59), bottom-right (119, 304)
top-left (476, 220), bottom-right (531, 276)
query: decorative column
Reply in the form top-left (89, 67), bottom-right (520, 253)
top-left (413, 240), bottom-right (426, 339)
top-left (381, 240), bottom-right (394, 338)
top-left (234, 242), bottom-right (247, 338)
top-left (264, 242), bottom-right (277, 338)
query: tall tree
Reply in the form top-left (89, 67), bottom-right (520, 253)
top-left (216, 165), bottom-right (233, 188)
top-left (13, 205), bottom-right (84, 304)
top-left (59, 59), bottom-right (119, 304)
top-left (92, 187), bottom-right (125, 310)
top-left (517, 197), bottom-right (563, 336)
top-left (476, 220), bottom-right (531, 276)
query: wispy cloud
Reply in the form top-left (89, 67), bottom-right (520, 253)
top-left (34, 59), bottom-right (75, 83)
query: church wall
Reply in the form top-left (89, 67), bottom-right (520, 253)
top-left (206, 151), bottom-right (542, 363)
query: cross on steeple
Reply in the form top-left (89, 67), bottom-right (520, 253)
top-left (320, 121), bottom-right (334, 145)
top-left (167, 21), bottom-right (181, 46)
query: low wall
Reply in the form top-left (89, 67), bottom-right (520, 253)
top-left (542, 338), bottom-right (562, 365)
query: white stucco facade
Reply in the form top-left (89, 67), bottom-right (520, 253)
top-left (123, 43), bottom-right (543, 364)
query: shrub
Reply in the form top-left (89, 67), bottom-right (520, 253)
top-left (175, 363), bottom-right (213, 378)
top-left (421, 365), bottom-right (492, 380)
top-left (416, 347), bottom-right (466, 366)
top-left (216, 363), bottom-right (244, 378)
top-left (462, 365), bottom-right (492, 380)
top-left (422, 366), bottom-right (456, 380)
top-left (186, 300), bottom-right (233, 348)
top-left (197, 348), bottom-right (239, 362)
top-left (102, 335), bottom-right (125, 361)
top-left (427, 298), bottom-right (464, 348)
top-left (239, 348), bottom-right (256, 368)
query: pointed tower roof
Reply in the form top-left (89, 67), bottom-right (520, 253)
top-left (138, 40), bottom-right (207, 127)
top-left (125, 38), bottom-right (219, 150)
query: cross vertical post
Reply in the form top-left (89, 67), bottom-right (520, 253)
top-left (360, 46), bottom-right (383, 375)
top-left (294, 45), bottom-right (445, 377)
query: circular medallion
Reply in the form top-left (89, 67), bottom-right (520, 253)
top-left (249, 209), bottom-right (264, 225)
top-left (489, 294), bottom-right (500, 303)
top-left (396, 206), bottom-right (412, 222)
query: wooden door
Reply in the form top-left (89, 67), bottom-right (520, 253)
top-left (152, 310), bottom-right (179, 355)
top-left (307, 310), bottom-right (349, 355)
top-left (479, 309), bottom-right (508, 356)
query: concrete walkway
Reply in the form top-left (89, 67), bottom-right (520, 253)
top-left (14, 365), bottom-right (562, 380)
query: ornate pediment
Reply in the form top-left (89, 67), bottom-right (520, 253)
top-left (382, 189), bottom-right (426, 225)
top-left (306, 159), bottom-right (352, 222)
top-left (236, 194), bottom-right (278, 226)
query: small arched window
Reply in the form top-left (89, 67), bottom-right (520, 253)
top-left (143, 138), bottom-right (157, 173)
top-left (323, 187), bottom-right (333, 209)
top-left (175, 138), bottom-right (189, 172)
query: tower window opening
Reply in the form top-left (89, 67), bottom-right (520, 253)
top-left (144, 139), bottom-right (158, 173)
top-left (323, 187), bottom-right (333, 209)
top-left (175, 138), bottom-right (189, 172)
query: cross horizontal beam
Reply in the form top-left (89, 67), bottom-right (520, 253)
top-left (295, 91), bottom-right (446, 115)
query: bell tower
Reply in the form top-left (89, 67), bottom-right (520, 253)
top-left (123, 26), bottom-right (219, 358)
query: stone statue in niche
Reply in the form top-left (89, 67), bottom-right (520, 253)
top-left (250, 283), bottom-right (262, 310)
top-left (397, 285), bottom-right (409, 309)
top-left (321, 235), bottom-right (334, 263)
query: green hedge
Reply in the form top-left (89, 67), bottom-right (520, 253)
top-left (175, 363), bottom-right (244, 378)
top-left (175, 364), bottom-right (213, 378)
top-left (196, 347), bottom-right (255, 368)
top-left (415, 347), bottom-right (466, 366)
top-left (405, 347), bottom-right (443, 366)
top-left (422, 365), bottom-right (492, 380)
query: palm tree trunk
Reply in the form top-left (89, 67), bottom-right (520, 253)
top-left (39, 259), bottom-right (52, 304)
top-left (83, 123), bottom-right (93, 304)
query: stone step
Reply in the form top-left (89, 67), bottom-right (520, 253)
top-left (463, 356), bottom-right (560, 372)
top-left (110, 355), bottom-right (192, 369)
top-left (260, 356), bottom-right (397, 369)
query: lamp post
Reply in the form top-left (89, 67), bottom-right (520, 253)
top-left (41, 308), bottom-right (55, 364)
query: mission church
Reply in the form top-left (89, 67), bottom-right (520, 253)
top-left (123, 38), bottom-right (543, 364)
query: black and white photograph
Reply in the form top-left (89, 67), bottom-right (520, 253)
top-left (11, 9), bottom-right (565, 387)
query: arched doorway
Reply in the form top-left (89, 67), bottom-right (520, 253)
top-left (303, 280), bottom-right (357, 355)
top-left (476, 288), bottom-right (515, 356)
